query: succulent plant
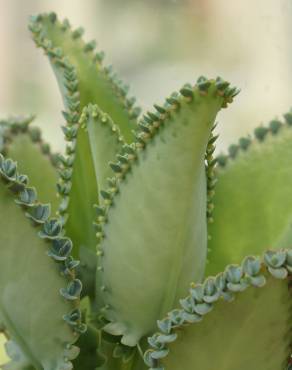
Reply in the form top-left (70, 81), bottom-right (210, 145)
top-left (0, 10), bottom-right (291, 370)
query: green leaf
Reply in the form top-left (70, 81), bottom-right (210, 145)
top-left (208, 119), bottom-right (292, 275)
top-left (1, 128), bottom-right (58, 213)
top-left (0, 154), bottom-right (83, 370)
top-left (29, 13), bottom-right (138, 298)
top-left (97, 78), bottom-right (236, 345)
top-left (0, 115), bottom-right (34, 152)
top-left (81, 104), bottom-right (125, 192)
top-left (145, 252), bottom-right (292, 370)
top-left (29, 12), bottom-right (140, 142)
top-left (0, 116), bottom-right (58, 212)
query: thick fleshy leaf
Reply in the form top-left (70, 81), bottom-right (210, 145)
top-left (4, 133), bottom-right (58, 212)
top-left (29, 13), bottom-right (138, 297)
top-left (81, 104), bottom-right (125, 192)
top-left (96, 78), bottom-right (237, 345)
top-left (0, 154), bottom-right (82, 370)
top-left (0, 118), bottom-right (58, 212)
top-left (29, 12), bottom-right (140, 142)
top-left (208, 120), bottom-right (292, 275)
top-left (145, 254), bottom-right (292, 370)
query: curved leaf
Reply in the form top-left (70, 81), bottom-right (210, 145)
top-left (0, 120), bottom-right (58, 212)
top-left (29, 13), bottom-right (136, 298)
top-left (29, 12), bottom-right (140, 142)
top-left (0, 154), bottom-right (83, 370)
top-left (96, 78), bottom-right (237, 345)
top-left (145, 250), bottom-right (292, 370)
top-left (81, 104), bottom-right (125, 191)
top-left (208, 117), bottom-right (292, 275)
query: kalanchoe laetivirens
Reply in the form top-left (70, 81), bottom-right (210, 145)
top-left (0, 10), bottom-right (291, 370)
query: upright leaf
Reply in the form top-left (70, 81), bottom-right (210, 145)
top-left (80, 104), bottom-right (125, 193)
top-left (30, 12), bottom-right (141, 142)
top-left (0, 154), bottom-right (84, 370)
top-left (95, 78), bottom-right (237, 345)
top-left (208, 117), bottom-right (292, 275)
top-left (29, 13), bottom-right (139, 297)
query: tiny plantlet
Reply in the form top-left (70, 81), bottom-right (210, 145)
top-left (0, 11), bottom-right (291, 370)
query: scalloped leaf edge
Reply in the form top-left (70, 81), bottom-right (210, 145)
top-left (144, 248), bottom-right (292, 370)
top-left (216, 113), bottom-right (292, 168)
top-left (0, 115), bottom-right (59, 168)
top-left (0, 153), bottom-right (86, 370)
top-left (93, 77), bottom-right (238, 325)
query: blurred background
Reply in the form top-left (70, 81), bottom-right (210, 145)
top-left (0, 0), bottom-right (292, 152)
top-left (0, 0), bottom-right (291, 361)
